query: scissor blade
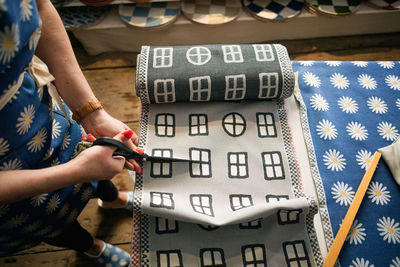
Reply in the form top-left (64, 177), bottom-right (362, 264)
top-left (145, 155), bottom-right (192, 163)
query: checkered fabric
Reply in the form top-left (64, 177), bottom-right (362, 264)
top-left (118, 2), bottom-right (180, 28)
top-left (305, 0), bottom-right (362, 15)
top-left (59, 6), bottom-right (109, 29)
top-left (368, 0), bottom-right (400, 9)
top-left (182, 0), bottom-right (242, 25)
top-left (242, 0), bottom-right (304, 21)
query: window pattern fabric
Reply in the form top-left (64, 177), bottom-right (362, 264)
top-left (132, 45), bottom-right (321, 267)
top-left (294, 61), bottom-right (400, 266)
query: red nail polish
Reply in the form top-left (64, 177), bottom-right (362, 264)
top-left (135, 147), bottom-right (144, 154)
top-left (81, 135), bottom-right (87, 141)
top-left (88, 133), bottom-right (94, 138)
top-left (123, 129), bottom-right (134, 139)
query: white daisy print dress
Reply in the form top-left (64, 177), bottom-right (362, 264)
top-left (0, 1), bottom-right (97, 256)
top-left (294, 61), bottom-right (400, 266)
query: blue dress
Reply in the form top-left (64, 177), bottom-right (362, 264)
top-left (0, 0), bottom-right (97, 255)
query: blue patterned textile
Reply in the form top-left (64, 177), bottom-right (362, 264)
top-left (294, 61), bottom-right (400, 266)
top-left (0, 0), bottom-right (96, 255)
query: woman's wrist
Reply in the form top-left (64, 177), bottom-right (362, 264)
top-left (72, 98), bottom-right (103, 123)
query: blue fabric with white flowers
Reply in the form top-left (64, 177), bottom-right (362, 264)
top-left (294, 61), bottom-right (400, 267)
top-left (0, 0), bottom-right (96, 255)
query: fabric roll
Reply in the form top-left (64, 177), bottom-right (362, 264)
top-left (136, 44), bottom-right (294, 104)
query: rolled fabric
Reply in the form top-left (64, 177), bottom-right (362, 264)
top-left (136, 44), bottom-right (294, 104)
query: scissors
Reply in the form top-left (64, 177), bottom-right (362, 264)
top-left (93, 137), bottom-right (190, 163)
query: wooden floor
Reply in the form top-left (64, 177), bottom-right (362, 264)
top-left (1, 32), bottom-right (400, 266)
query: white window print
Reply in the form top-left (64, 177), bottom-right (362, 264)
top-left (150, 192), bottom-right (175, 210)
top-left (258, 73), bottom-right (279, 99)
top-left (262, 152), bottom-right (285, 180)
top-left (278, 209), bottom-right (302, 225)
top-left (154, 79), bottom-right (175, 103)
top-left (283, 241), bottom-right (310, 267)
top-left (256, 113), bottom-right (277, 137)
top-left (189, 148), bottom-right (211, 177)
top-left (186, 46), bottom-right (212, 65)
top-left (225, 74), bottom-right (246, 100)
top-left (266, 194), bottom-right (289, 203)
top-left (190, 194), bottom-right (214, 217)
top-left (230, 194), bottom-right (253, 211)
top-left (151, 149), bottom-right (173, 178)
top-left (222, 45), bottom-right (243, 63)
top-left (222, 112), bottom-right (246, 137)
top-left (228, 152), bottom-right (248, 178)
top-left (242, 244), bottom-right (267, 267)
top-left (156, 217), bottom-right (179, 234)
top-left (190, 76), bottom-right (211, 101)
top-left (200, 248), bottom-right (226, 267)
top-left (253, 44), bottom-right (274, 62)
top-left (239, 219), bottom-right (262, 229)
top-left (189, 114), bottom-right (209, 136)
top-left (157, 250), bottom-right (183, 267)
top-left (155, 114), bottom-right (175, 137)
top-left (153, 47), bottom-right (173, 68)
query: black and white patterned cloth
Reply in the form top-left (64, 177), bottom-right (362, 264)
top-left (132, 45), bottom-right (323, 267)
top-left (242, 0), bottom-right (304, 21)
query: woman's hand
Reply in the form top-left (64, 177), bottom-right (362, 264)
top-left (73, 130), bottom-right (139, 183)
top-left (80, 109), bottom-right (142, 173)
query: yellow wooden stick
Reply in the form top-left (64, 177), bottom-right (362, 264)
top-left (322, 151), bottom-right (382, 267)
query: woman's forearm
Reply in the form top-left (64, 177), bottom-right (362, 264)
top-left (0, 160), bottom-right (84, 205)
top-left (34, 0), bottom-right (96, 112)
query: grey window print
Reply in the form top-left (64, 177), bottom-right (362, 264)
top-left (239, 219), bottom-right (262, 230)
top-left (155, 217), bottom-right (179, 234)
top-left (253, 44), bottom-right (275, 62)
top-left (157, 250), bottom-right (183, 267)
top-left (198, 224), bottom-right (220, 231)
top-left (151, 149), bottom-right (173, 178)
top-left (189, 114), bottom-right (209, 136)
top-left (256, 113), bottom-right (277, 138)
top-left (189, 76), bottom-right (211, 102)
top-left (241, 244), bottom-right (267, 267)
top-left (186, 46), bottom-right (211, 66)
top-left (200, 248), bottom-right (226, 267)
top-left (154, 79), bottom-right (175, 103)
top-left (262, 151), bottom-right (285, 180)
top-left (222, 45), bottom-right (244, 63)
top-left (266, 194), bottom-right (289, 203)
top-left (150, 192), bottom-right (175, 210)
top-left (258, 73), bottom-right (279, 99)
top-left (230, 194), bottom-right (254, 211)
top-left (277, 209), bottom-right (303, 225)
top-left (225, 74), bottom-right (246, 100)
top-left (282, 240), bottom-right (311, 267)
top-left (228, 152), bottom-right (249, 178)
top-left (190, 194), bottom-right (214, 217)
top-left (153, 47), bottom-right (173, 68)
top-left (222, 112), bottom-right (246, 137)
top-left (189, 148), bottom-right (212, 178)
top-left (155, 113), bottom-right (175, 137)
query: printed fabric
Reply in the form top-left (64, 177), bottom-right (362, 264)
top-left (294, 61), bottom-right (400, 266)
top-left (0, 0), bottom-right (96, 255)
top-left (132, 45), bottom-right (323, 266)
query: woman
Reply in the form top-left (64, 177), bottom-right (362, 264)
top-left (0, 1), bottom-right (141, 266)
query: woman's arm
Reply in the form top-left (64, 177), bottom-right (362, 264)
top-left (34, 0), bottom-right (141, 172)
top-left (0, 132), bottom-right (131, 205)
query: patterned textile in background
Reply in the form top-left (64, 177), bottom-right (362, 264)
top-left (118, 2), bottom-right (180, 29)
top-left (132, 45), bottom-right (323, 266)
top-left (294, 61), bottom-right (400, 266)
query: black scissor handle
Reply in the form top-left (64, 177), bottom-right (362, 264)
top-left (93, 137), bottom-right (143, 160)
